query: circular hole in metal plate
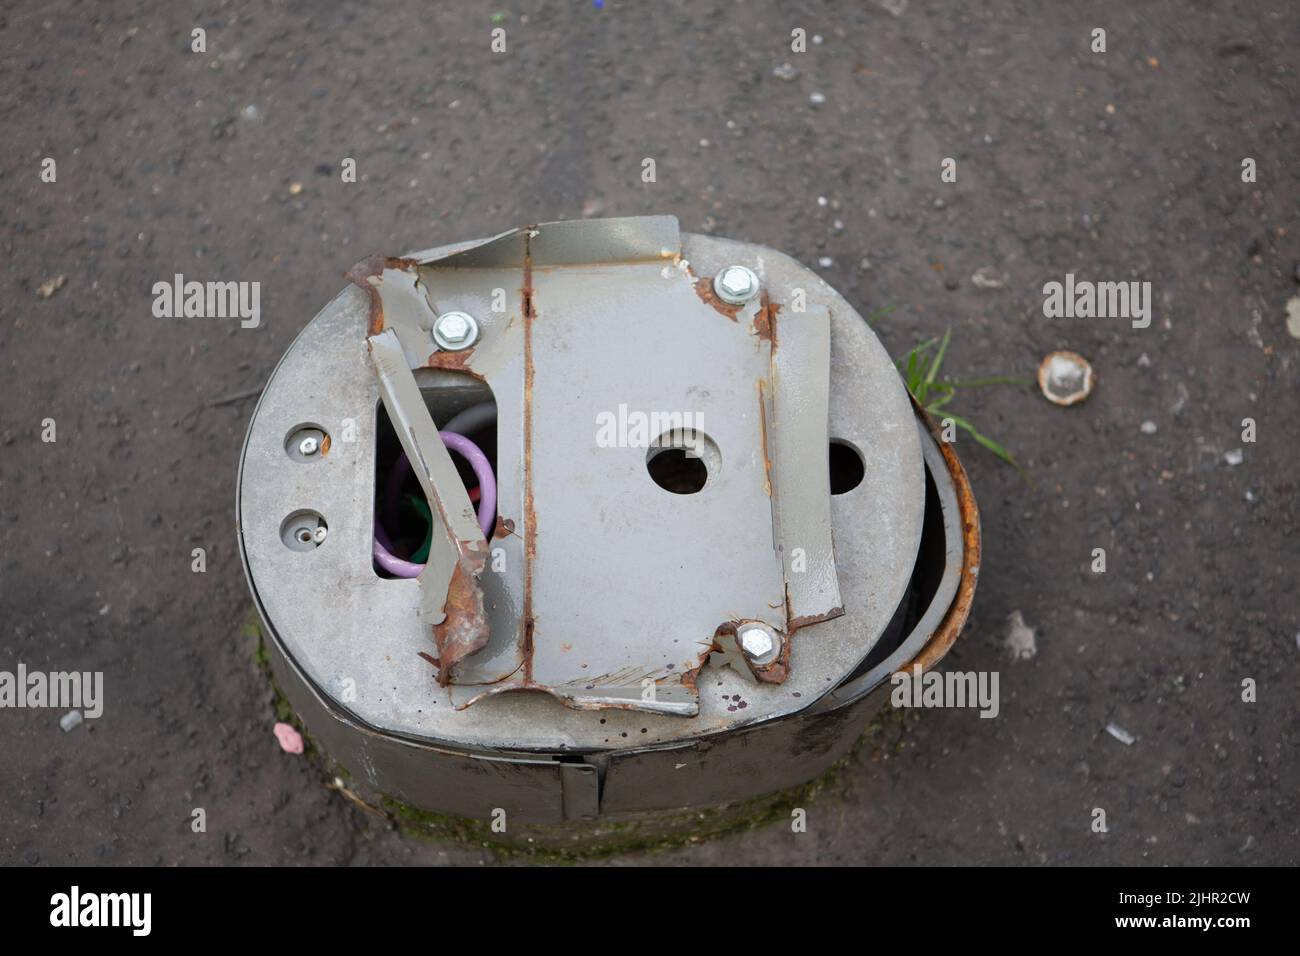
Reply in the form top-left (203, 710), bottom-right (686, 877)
top-left (829, 438), bottom-right (865, 494)
top-left (280, 510), bottom-right (328, 551)
top-left (285, 424), bottom-right (329, 462)
top-left (645, 429), bottom-right (719, 495)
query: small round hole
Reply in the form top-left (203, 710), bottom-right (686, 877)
top-left (646, 429), bottom-right (718, 495)
top-left (647, 448), bottom-right (709, 494)
top-left (829, 439), bottom-right (865, 495)
top-left (285, 424), bottom-right (329, 462)
top-left (281, 510), bottom-right (328, 551)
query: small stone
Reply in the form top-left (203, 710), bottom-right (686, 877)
top-left (970, 266), bottom-right (1009, 289)
top-left (1140, 420), bottom-right (1157, 435)
top-left (1285, 296), bottom-right (1300, 338)
top-left (809, 92), bottom-right (826, 106)
top-left (1105, 722), bottom-right (1136, 746)
top-left (1224, 449), bottom-right (1244, 466)
top-left (1005, 610), bottom-right (1037, 661)
top-left (772, 62), bottom-right (799, 81)
top-left (59, 710), bottom-right (83, 733)
top-left (288, 181), bottom-right (304, 196)
top-left (36, 275), bottom-right (66, 299)
top-left (817, 256), bottom-right (833, 268)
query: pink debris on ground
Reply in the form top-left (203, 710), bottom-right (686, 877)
top-left (273, 722), bottom-right (304, 754)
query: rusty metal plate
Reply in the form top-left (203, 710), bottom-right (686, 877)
top-left (237, 217), bottom-right (925, 752)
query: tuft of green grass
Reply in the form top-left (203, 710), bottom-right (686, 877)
top-left (896, 328), bottom-right (1027, 471)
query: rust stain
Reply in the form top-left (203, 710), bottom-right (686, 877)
top-left (751, 294), bottom-right (779, 344)
top-left (693, 276), bottom-right (741, 321)
top-left (319, 433), bottom-right (332, 457)
top-left (751, 635), bottom-right (791, 683)
top-left (425, 348), bottom-right (482, 374)
top-left (520, 227), bottom-right (538, 682)
top-left (902, 398), bottom-right (982, 675)
top-left (494, 516), bottom-right (516, 539)
top-left (715, 622), bottom-right (791, 685)
top-left (756, 378), bottom-right (773, 497)
top-left (782, 571), bottom-right (845, 634)
top-left (678, 661), bottom-right (703, 694)
top-left (432, 555), bottom-right (491, 686)
top-left (345, 254), bottom-right (418, 335)
top-left (788, 606), bottom-right (844, 632)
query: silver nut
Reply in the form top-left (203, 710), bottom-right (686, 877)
top-left (298, 436), bottom-right (319, 456)
top-left (312, 526), bottom-right (328, 544)
top-left (739, 625), bottom-right (779, 663)
top-left (433, 311), bottom-right (478, 350)
top-left (713, 265), bottom-right (760, 305)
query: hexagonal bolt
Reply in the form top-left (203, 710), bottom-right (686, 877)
top-left (738, 623), bottom-right (781, 665)
top-left (432, 311), bottom-right (479, 351)
top-left (713, 265), bottom-right (760, 306)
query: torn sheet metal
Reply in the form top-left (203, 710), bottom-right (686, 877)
top-left (367, 328), bottom-right (490, 682)
top-left (768, 302), bottom-right (844, 627)
top-left (238, 217), bottom-right (927, 744)
top-left (355, 217), bottom-right (837, 714)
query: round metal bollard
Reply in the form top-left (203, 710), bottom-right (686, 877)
top-left (237, 217), bottom-right (979, 836)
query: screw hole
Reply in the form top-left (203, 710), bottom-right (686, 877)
top-left (281, 510), bottom-right (328, 551)
top-left (285, 424), bottom-right (329, 462)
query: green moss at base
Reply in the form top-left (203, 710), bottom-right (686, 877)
top-left (244, 603), bottom-right (905, 862)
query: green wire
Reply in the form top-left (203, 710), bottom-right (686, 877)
top-left (406, 494), bottom-right (434, 563)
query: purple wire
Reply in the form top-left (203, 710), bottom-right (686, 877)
top-left (373, 430), bottom-right (497, 578)
top-left (372, 521), bottom-right (425, 578)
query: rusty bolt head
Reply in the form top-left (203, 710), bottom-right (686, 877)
top-left (298, 436), bottom-right (319, 456)
top-left (714, 265), bottom-right (760, 305)
top-left (738, 624), bottom-right (780, 664)
top-left (433, 311), bottom-right (479, 351)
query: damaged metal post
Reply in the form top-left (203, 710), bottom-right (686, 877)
top-left (236, 216), bottom-right (979, 825)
